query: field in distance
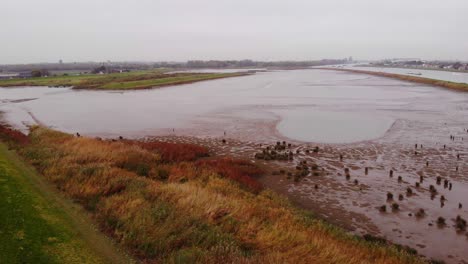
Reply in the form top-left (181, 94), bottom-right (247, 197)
top-left (0, 70), bottom-right (248, 90)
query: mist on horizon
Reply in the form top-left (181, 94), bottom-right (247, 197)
top-left (1, 0), bottom-right (467, 64)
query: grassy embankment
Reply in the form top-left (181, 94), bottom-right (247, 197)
top-left (321, 68), bottom-right (468, 92)
top-left (0, 124), bottom-right (426, 263)
top-left (358, 64), bottom-right (468, 74)
top-left (0, 128), bottom-right (133, 263)
top-left (0, 70), bottom-right (248, 90)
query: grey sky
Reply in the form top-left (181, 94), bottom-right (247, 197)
top-left (1, 0), bottom-right (467, 64)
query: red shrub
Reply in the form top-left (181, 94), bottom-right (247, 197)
top-left (196, 158), bottom-right (263, 193)
top-left (136, 141), bottom-right (209, 163)
top-left (0, 124), bottom-right (29, 145)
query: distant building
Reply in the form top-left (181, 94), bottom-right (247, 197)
top-left (18, 71), bottom-right (33, 78)
top-left (0, 73), bottom-right (19, 79)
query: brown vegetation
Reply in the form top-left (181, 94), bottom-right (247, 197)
top-left (0, 123), bottom-right (29, 145)
top-left (0, 126), bottom-right (424, 263)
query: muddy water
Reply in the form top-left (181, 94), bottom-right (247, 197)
top-left (1, 69), bottom-right (468, 263)
top-left (0, 69), bottom-right (464, 143)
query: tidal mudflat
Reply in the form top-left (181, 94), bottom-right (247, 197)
top-left (1, 69), bottom-right (468, 262)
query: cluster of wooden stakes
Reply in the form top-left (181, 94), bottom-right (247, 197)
top-left (377, 138), bottom-right (466, 232)
top-left (248, 134), bottom-right (466, 234)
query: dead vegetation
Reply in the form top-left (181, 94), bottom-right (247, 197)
top-left (0, 125), bottom-right (424, 263)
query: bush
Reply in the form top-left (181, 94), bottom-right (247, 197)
top-left (196, 158), bottom-right (263, 193)
top-left (0, 124), bottom-right (29, 145)
top-left (135, 141), bottom-right (209, 162)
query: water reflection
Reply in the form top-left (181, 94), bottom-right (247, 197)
top-left (0, 69), bottom-right (465, 143)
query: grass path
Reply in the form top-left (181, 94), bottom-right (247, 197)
top-left (0, 142), bottom-right (134, 264)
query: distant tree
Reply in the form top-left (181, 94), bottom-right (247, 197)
top-left (453, 62), bottom-right (462, 70)
top-left (31, 69), bottom-right (49, 77)
top-left (31, 70), bottom-right (42, 77)
top-left (92, 66), bottom-right (106, 74)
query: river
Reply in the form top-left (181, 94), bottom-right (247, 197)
top-left (1, 69), bottom-right (465, 144)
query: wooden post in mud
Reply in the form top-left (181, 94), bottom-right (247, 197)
top-left (426, 161), bottom-right (429, 167)
top-left (339, 154), bottom-right (343, 161)
top-left (456, 166), bottom-right (458, 172)
top-left (389, 170), bottom-right (393, 177)
top-left (407, 187), bottom-right (413, 196)
top-left (415, 144), bottom-right (418, 149)
top-left (460, 203), bottom-right (463, 209)
top-left (365, 167), bottom-right (368, 175)
top-left (76, 132), bottom-right (80, 137)
top-left (387, 192), bottom-right (393, 201)
top-left (398, 194), bottom-right (404, 201)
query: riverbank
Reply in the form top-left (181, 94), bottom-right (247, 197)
top-left (145, 124), bottom-right (468, 264)
top-left (358, 64), bottom-right (468, 74)
top-left (0, 136), bottom-right (133, 263)
top-left (320, 67), bottom-right (468, 92)
top-left (0, 70), bottom-right (250, 90)
top-left (0, 124), bottom-right (424, 263)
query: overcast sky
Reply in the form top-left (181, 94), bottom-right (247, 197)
top-left (1, 0), bottom-right (467, 64)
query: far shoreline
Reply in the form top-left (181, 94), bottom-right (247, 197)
top-left (318, 67), bottom-right (468, 92)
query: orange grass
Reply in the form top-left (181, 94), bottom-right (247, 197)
top-left (2, 126), bottom-right (425, 263)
